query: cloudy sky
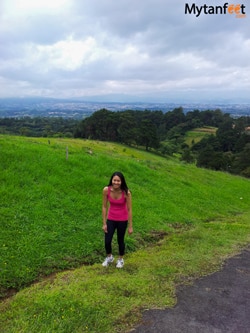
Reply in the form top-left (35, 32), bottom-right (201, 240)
top-left (0, 0), bottom-right (249, 102)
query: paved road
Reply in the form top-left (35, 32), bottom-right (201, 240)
top-left (132, 247), bottom-right (250, 333)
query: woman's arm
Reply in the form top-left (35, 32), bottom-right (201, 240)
top-left (126, 190), bottom-right (133, 234)
top-left (102, 187), bottom-right (108, 233)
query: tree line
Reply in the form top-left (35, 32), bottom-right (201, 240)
top-left (1, 107), bottom-right (250, 177)
top-left (75, 108), bottom-right (250, 177)
top-left (75, 107), bottom-right (227, 148)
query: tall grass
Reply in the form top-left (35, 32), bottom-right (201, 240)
top-left (0, 135), bottom-right (250, 332)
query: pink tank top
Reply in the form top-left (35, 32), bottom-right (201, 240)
top-left (107, 186), bottom-right (128, 221)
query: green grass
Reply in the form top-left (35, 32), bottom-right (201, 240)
top-left (0, 134), bottom-right (250, 333)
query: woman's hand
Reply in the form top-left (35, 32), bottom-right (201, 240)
top-left (102, 223), bottom-right (108, 233)
top-left (128, 226), bottom-right (133, 235)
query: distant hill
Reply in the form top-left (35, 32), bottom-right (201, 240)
top-left (0, 97), bottom-right (249, 119)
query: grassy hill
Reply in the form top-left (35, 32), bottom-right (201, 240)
top-left (1, 134), bottom-right (250, 333)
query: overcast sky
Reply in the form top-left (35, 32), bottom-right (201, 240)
top-left (0, 0), bottom-right (249, 102)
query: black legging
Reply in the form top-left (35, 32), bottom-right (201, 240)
top-left (105, 220), bottom-right (128, 256)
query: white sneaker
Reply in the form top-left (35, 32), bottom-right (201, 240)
top-left (102, 255), bottom-right (114, 267)
top-left (116, 258), bottom-right (124, 268)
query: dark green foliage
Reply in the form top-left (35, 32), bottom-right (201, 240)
top-left (231, 143), bottom-right (250, 176)
top-left (192, 116), bottom-right (250, 176)
top-left (180, 148), bottom-right (195, 163)
top-left (164, 107), bottom-right (186, 131)
top-left (77, 109), bottom-right (162, 150)
top-left (0, 117), bottom-right (78, 138)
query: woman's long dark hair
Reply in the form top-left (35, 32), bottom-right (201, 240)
top-left (108, 171), bottom-right (129, 194)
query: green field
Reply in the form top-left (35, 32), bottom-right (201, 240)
top-left (1, 135), bottom-right (250, 333)
top-left (185, 126), bottom-right (217, 146)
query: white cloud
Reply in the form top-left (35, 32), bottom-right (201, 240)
top-left (0, 0), bottom-right (249, 101)
top-left (34, 37), bottom-right (97, 71)
top-left (2, 0), bottom-right (70, 17)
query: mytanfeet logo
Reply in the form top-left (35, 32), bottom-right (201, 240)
top-left (185, 3), bottom-right (247, 18)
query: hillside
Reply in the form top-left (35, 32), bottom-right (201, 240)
top-left (1, 135), bottom-right (250, 333)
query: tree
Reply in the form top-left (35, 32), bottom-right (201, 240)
top-left (196, 145), bottom-right (225, 170)
top-left (164, 107), bottom-right (185, 131)
top-left (231, 143), bottom-right (250, 177)
top-left (117, 111), bottom-right (138, 145)
top-left (137, 119), bottom-right (158, 150)
top-left (180, 147), bottom-right (195, 163)
top-left (216, 119), bottom-right (238, 152)
top-left (80, 109), bottom-right (119, 141)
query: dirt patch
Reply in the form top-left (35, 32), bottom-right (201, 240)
top-left (132, 246), bottom-right (250, 333)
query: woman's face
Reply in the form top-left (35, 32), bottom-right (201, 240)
top-left (112, 175), bottom-right (122, 189)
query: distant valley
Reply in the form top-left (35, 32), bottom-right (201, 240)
top-left (0, 97), bottom-right (249, 119)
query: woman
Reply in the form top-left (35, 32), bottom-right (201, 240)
top-left (102, 171), bottom-right (133, 268)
